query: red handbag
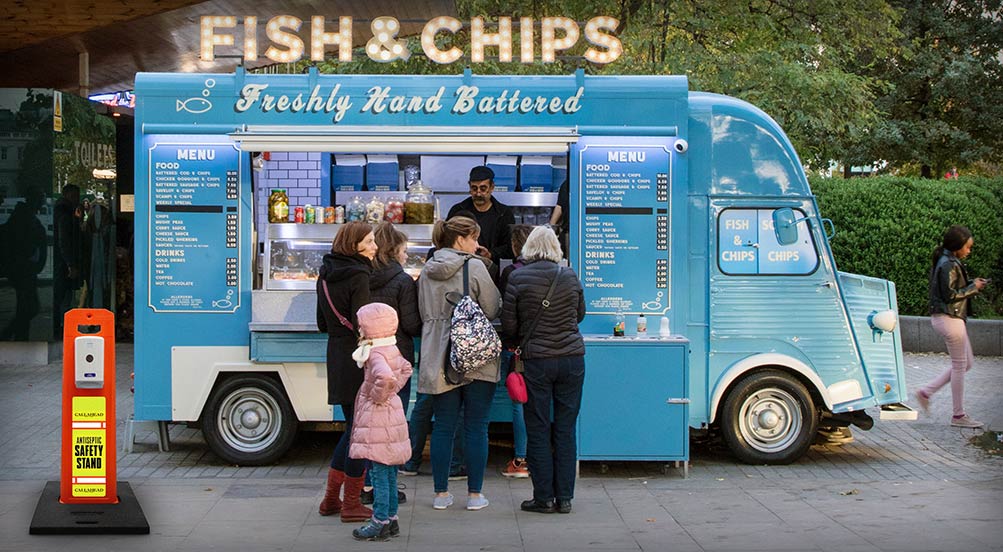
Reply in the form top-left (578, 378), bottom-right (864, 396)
top-left (505, 355), bottom-right (527, 403)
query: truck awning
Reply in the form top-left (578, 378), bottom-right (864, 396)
top-left (229, 125), bottom-right (579, 154)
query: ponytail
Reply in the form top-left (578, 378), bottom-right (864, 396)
top-left (432, 216), bottom-right (480, 249)
top-left (932, 225), bottom-right (973, 268)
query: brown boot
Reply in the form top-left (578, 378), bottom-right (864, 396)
top-left (318, 468), bottom-right (345, 516)
top-left (340, 474), bottom-right (373, 522)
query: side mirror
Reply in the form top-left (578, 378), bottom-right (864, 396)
top-left (772, 208), bottom-right (800, 246)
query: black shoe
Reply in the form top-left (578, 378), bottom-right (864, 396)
top-left (360, 488), bottom-right (374, 505)
top-left (352, 519), bottom-right (390, 541)
top-left (397, 490), bottom-right (407, 504)
top-left (387, 519), bottom-right (400, 537)
top-left (520, 499), bottom-right (556, 513)
top-left (556, 499), bottom-right (572, 514)
top-left (447, 467), bottom-right (468, 481)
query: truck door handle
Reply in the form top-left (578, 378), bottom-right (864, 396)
top-left (666, 398), bottom-right (690, 404)
top-left (818, 281), bottom-right (834, 288)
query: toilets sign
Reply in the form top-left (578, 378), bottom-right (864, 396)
top-left (200, 15), bottom-right (622, 65)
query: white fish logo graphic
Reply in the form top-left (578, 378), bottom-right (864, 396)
top-left (177, 97), bottom-right (212, 114)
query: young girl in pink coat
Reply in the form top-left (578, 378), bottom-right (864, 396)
top-left (349, 302), bottom-right (413, 541)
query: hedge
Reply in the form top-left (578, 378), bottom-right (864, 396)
top-left (809, 176), bottom-right (1003, 318)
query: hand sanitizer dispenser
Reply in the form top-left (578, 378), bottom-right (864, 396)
top-left (74, 336), bottom-right (105, 389)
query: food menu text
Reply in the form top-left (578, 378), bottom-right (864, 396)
top-left (148, 140), bottom-right (241, 312)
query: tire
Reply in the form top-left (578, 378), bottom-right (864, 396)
top-left (202, 375), bottom-right (298, 466)
top-left (720, 369), bottom-right (818, 465)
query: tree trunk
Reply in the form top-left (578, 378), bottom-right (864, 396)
top-left (921, 164), bottom-right (933, 179)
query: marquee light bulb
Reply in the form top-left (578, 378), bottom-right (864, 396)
top-left (200, 15), bottom-right (236, 61)
top-left (583, 15), bottom-right (622, 64)
top-left (421, 16), bottom-right (463, 64)
top-left (541, 17), bottom-right (579, 63)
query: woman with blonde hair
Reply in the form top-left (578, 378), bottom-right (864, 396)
top-left (417, 216), bottom-right (501, 511)
top-left (501, 226), bottom-right (585, 514)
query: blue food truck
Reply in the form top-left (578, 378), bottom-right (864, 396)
top-left (133, 67), bottom-right (914, 469)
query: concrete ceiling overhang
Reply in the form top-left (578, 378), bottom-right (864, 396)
top-left (0, 0), bottom-right (457, 95)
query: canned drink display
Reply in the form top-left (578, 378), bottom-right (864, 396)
top-left (294, 206), bottom-right (304, 223)
top-left (314, 207), bottom-right (325, 223)
top-left (334, 205), bottom-right (345, 224)
top-left (304, 204), bottom-right (315, 224)
top-left (324, 206), bottom-right (336, 224)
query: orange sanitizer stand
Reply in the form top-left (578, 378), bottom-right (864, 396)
top-left (60, 309), bottom-right (117, 504)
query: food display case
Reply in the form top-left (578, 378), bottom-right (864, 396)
top-left (264, 222), bottom-right (433, 291)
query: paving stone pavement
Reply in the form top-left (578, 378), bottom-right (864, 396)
top-left (0, 345), bottom-right (1000, 551)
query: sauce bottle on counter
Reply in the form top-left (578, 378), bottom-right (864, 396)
top-left (636, 314), bottom-right (647, 336)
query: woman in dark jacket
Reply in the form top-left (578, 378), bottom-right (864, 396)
top-left (916, 225), bottom-right (988, 429)
top-left (370, 222), bottom-right (422, 404)
top-left (317, 221), bottom-right (376, 522)
top-left (501, 226), bottom-right (586, 515)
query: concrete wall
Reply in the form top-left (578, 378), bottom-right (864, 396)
top-left (900, 315), bottom-right (1003, 357)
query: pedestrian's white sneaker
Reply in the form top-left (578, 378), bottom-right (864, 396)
top-left (950, 415), bottom-right (984, 429)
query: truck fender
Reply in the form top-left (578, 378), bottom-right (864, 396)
top-left (171, 346), bottom-right (318, 422)
top-left (708, 353), bottom-right (834, 425)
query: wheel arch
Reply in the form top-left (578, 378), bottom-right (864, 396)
top-left (708, 353), bottom-right (833, 425)
top-left (171, 346), bottom-right (306, 422)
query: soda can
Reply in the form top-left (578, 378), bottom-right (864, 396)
top-left (294, 206), bottom-right (304, 223)
top-left (325, 206), bottom-right (336, 224)
top-left (304, 205), bottom-right (315, 224)
top-left (334, 205), bottom-right (345, 224)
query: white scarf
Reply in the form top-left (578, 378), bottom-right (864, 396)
top-left (352, 336), bottom-right (398, 367)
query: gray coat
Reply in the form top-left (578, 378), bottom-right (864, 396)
top-left (417, 248), bottom-right (502, 395)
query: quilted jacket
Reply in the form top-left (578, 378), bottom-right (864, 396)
top-left (349, 346), bottom-right (413, 465)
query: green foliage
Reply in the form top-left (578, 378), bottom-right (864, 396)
top-left (811, 176), bottom-right (1003, 317)
top-left (850, 1), bottom-right (1003, 177)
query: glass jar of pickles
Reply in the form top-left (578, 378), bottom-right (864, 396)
top-left (404, 180), bottom-right (434, 224)
top-left (268, 189), bottom-right (289, 223)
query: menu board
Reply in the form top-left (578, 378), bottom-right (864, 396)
top-left (577, 138), bottom-right (671, 315)
top-left (148, 139), bottom-right (241, 312)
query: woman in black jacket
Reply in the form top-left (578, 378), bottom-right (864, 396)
top-left (916, 225), bottom-right (988, 429)
top-left (501, 226), bottom-right (586, 515)
top-left (317, 221), bottom-right (376, 522)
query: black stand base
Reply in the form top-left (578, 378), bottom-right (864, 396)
top-left (29, 481), bottom-right (150, 535)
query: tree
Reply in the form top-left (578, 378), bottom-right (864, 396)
top-left (853, 0), bottom-right (1003, 178)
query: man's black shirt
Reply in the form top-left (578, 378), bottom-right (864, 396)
top-left (447, 197), bottom-right (515, 261)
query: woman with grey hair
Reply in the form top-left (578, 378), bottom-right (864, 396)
top-left (500, 226), bottom-right (586, 514)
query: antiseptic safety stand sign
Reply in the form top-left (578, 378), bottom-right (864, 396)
top-left (30, 309), bottom-right (150, 534)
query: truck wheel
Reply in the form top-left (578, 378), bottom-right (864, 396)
top-left (720, 370), bottom-right (818, 465)
top-left (202, 375), bottom-right (297, 466)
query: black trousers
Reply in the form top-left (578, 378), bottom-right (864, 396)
top-left (522, 355), bottom-right (585, 502)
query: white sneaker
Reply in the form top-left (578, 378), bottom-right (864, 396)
top-left (466, 494), bottom-right (489, 511)
top-left (950, 415), bottom-right (984, 429)
top-left (915, 390), bottom-right (930, 415)
top-left (432, 493), bottom-right (453, 510)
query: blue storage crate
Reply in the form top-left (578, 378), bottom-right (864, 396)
top-left (520, 156), bottom-right (555, 192)
top-left (366, 155), bottom-right (399, 191)
top-left (486, 156), bottom-right (517, 192)
top-left (332, 155), bottom-right (365, 192)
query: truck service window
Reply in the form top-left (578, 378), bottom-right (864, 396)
top-left (718, 208), bottom-right (818, 275)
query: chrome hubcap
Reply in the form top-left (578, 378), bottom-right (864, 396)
top-left (218, 387), bottom-right (281, 453)
top-left (739, 388), bottom-right (802, 453)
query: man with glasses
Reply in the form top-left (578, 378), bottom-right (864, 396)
top-left (447, 166), bottom-right (515, 263)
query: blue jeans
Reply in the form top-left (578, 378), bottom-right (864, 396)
top-left (523, 356), bottom-right (584, 501)
top-left (331, 402), bottom-right (366, 477)
top-left (366, 380), bottom-right (414, 486)
top-left (370, 462), bottom-right (399, 521)
top-left (406, 392), bottom-right (465, 472)
top-left (502, 351), bottom-right (527, 458)
top-left (431, 379), bottom-right (496, 493)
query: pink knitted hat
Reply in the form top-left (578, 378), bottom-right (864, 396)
top-left (356, 302), bottom-right (398, 339)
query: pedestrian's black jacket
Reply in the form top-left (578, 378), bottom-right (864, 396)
top-left (928, 252), bottom-right (979, 320)
top-left (316, 252), bottom-right (371, 405)
top-left (501, 259), bottom-right (585, 359)
top-left (370, 260), bottom-right (422, 364)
